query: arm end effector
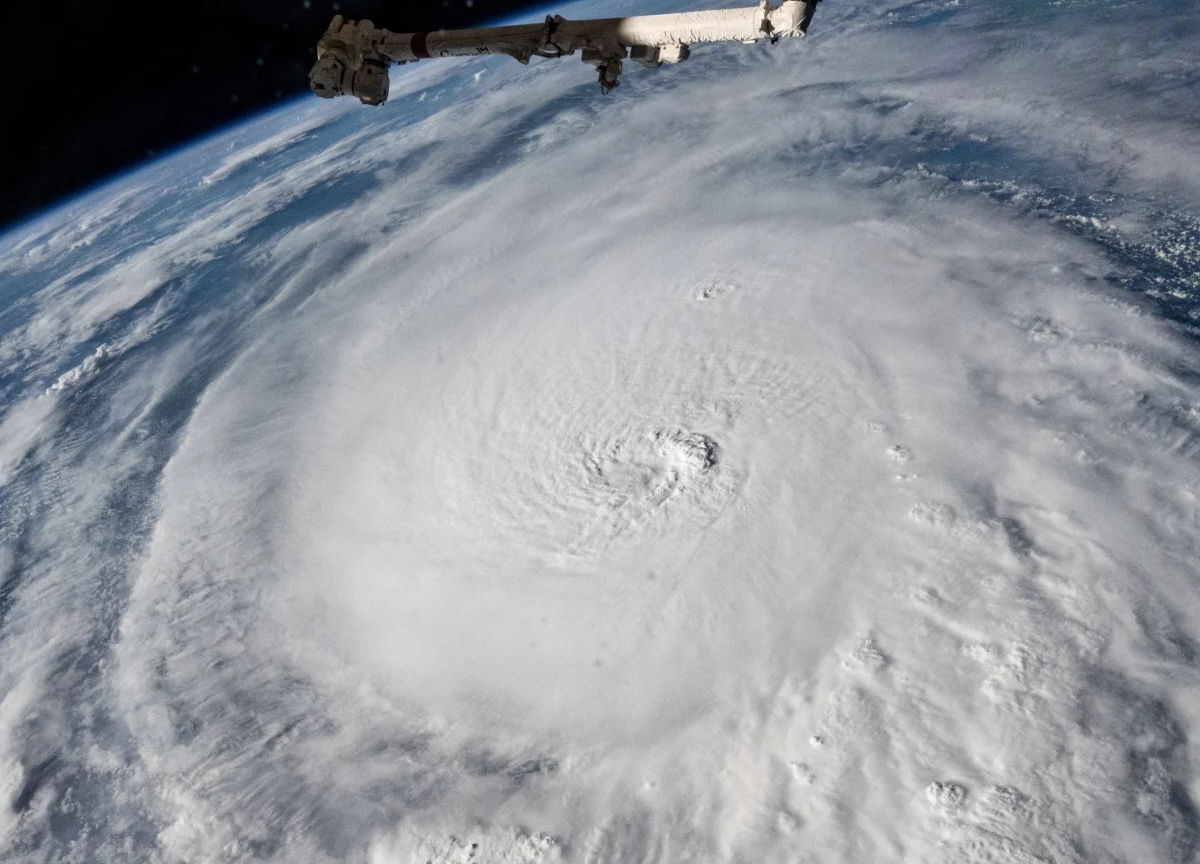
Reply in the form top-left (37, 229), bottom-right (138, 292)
top-left (309, 15), bottom-right (394, 105)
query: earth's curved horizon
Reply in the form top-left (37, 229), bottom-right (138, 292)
top-left (1, 0), bottom-right (1199, 861)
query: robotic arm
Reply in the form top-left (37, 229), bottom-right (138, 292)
top-left (309, 0), bottom-right (824, 105)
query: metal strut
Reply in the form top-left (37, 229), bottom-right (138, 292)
top-left (596, 58), bottom-right (623, 94)
top-left (535, 15), bottom-right (569, 58)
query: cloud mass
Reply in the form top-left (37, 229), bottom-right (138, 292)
top-left (0, 0), bottom-right (1198, 861)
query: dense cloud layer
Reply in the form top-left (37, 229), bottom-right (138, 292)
top-left (1, 0), bottom-right (1198, 861)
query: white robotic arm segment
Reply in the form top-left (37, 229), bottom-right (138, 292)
top-left (309, 0), bottom-right (823, 104)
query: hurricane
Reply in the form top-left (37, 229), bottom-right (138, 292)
top-left (1, 0), bottom-right (1198, 861)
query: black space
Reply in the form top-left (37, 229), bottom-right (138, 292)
top-left (1, 0), bottom-right (547, 230)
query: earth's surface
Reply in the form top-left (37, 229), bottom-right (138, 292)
top-left (2, 0), bottom-right (1200, 861)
